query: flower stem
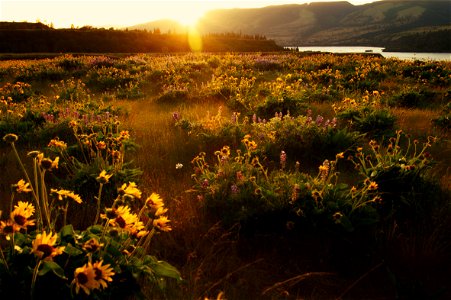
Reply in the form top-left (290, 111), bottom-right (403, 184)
top-left (31, 260), bottom-right (42, 299)
top-left (94, 183), bottom-right (103, 224)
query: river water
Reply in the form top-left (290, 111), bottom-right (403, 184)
top-left (289, 46), bottom-right (451, 61)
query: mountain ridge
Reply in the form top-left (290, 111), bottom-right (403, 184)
top-left (130, 0), bottom-right (451, 52)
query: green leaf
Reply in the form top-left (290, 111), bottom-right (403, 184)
top-left (147, 256), bottom-right (182, 281)
top-left (64, 243), bottom-right (83, 256)
top-left (87, 225), bottom-right (103, 234)
top-left (38, 261), bottom-right (67, 279)
top-left (13, 232), bottom-right (28, 246)
top-left (60, 224), bottom-right (75, 239)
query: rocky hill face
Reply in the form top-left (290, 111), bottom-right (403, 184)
top-left (193, 0), bottom-right (450, 51)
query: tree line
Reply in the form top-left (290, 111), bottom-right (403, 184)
top-left (0, 22), bottom-right (282, 53)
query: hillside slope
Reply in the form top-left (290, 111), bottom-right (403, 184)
top-left (192, 1), bottom-right (450, 51)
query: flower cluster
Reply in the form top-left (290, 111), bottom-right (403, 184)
top-left (0, 133), bottom-right (180, 298)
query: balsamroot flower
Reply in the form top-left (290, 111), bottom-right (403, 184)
top-left (82, 238), bottom-right (104, 253)
top-left (73, 262), bottom-right (98, 295)
top-left (155, 207), bottom-right (168, 217)
top-left (50, 188), bottom-right (83, 204)
top-left (153, 215), bottom-right (172, 232)
top-left (96, 141), bottom-right (107, 150)
top-left (14, 179), bottom-right (33, 193)
top-left (96, 170), bottom-right (113, 184)
top-left (336, 152), bottom-right (345, 160)
top-left (106, 205), bottom-right (146, 237)
top-left (0, 219), bottom-right (21, 237)
top-left (318, 160), bottom-right (330, 181)
top-left (118, 130), bottom-right (130, 141)
top-left (367, 181), bottom-right (379, 191)
top-left (93, 260), bottom-right (115, 290)
top-left (145, 193), bottom-right (164, 210)
top-left (118, 182), bottom-right (142, 199)
top-left (39, 155), bottom-right (59, 170)
top-left (32, 231), bottom-right (65, 261)
top-left (11, 201), bottom-right (35, 228)
top-left (48, 138), bottom-right (67, 150)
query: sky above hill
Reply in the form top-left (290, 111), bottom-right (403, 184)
top-left (1, 0), bottom-right (380, 29)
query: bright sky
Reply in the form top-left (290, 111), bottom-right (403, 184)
top-left (0, 0), bottom-right (379, 28)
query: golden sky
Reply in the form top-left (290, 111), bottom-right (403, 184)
top-left (1, 0), bottom-right (379, 28)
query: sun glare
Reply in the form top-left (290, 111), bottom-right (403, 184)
top-left (188, 27), bottom-right (203, 52)
top-left (150, 3), bottom-right (208, 27)
top-left (176, 14), bottom-right (202, 27)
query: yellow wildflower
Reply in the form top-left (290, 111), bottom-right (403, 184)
top-left (145, 193), bottom-right (164, 210)
top-left (367, 181), bottom-right (378, 191)
top-left (14, 179), bottom-right (33, 193)
top-left (73, 262), bottom-right (99, 295)
top-left (48, 138), bottom-right (67, 150)
top-left (119, 182), bottom-right (142, 199)
top-left (96, 170), bottom-right (113, 184)
top-left (153, 215), bottom-right (172, 232)
top-left (50, 188), bottom-right (83, 204)
top-left (11, 201), bottom-right (35, 228)
top-left (82, 238), bottom-right (104, 252)
top-left (92, 260), bottom-right (115, 290)
top-left (0, 219), bottom-right (21, 236)
top-left (32, 231), bottom-right (65, 261)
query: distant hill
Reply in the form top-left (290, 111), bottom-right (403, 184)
top-left (127, 19), bottom-right (188, 34)
top-left (0, 21), bottom-right (51, 30)
top-left (186, 0), bottom-right (450, 52)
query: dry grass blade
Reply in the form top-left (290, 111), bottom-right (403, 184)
top-left (262, 272), bottom-right (336, 296)
top-left (335, 261), bottom-right (384, 300)
top-left (201, 258), bottom-right (265, 300)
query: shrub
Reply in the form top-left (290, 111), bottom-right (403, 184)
top-left (389, 89), bottom-right (437, 108)
top-left (348, 131), bottom-right (445, 227)
top-left (0, 82), bottom-right (33, 103)
top-left (51, 78), bottom-right (90, 102)
top-left (190, 135), bottom-right (382, 233)
top-left (432, 101), bottom-right (450, 130)
top-left (334, 94), bottom-right (396, 138)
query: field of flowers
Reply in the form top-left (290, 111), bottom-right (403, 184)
top-left (0, 53), bottom-right (450, 299)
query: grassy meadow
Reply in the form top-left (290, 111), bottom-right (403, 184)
top-left (0, 52), bottom-right (450, 299)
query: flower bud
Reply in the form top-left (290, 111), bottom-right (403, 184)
top-left (3, 133), bottom-right (18, 143)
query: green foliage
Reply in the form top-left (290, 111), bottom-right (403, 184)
top-left (0, 82), bottom-right (33, 102)
top-left (86, 66), bottom-right (138, 91)
top-left (256, 95), bottom-right (306, 119)
top-left (51, 78), bottom-right (90, 102)
top-left (432, 101), bottom-right (451, 130)
top-left (335, 94), bottom-right (396, 138)
top-left (190, 136), bottom-right (381, 233)
top-left (0, 133), bottom-right (180, 298)
top-left (348, 132), bottom-right (445, 226)
top-left (389, 89), bottom-right (437, 108)
top-left (177, 108), bottom-right (362, 167)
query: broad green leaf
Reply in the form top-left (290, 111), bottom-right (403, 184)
top-left (88, 225), bottom-right (103, 234)
top-left (148, 256), bottom-right (182, 281)
top-left (38, 261), bottom-right (67, 279)
top-left (64, 243), bottom-right (83, 256)
top-left (60, 224), bottom-right (75, 239)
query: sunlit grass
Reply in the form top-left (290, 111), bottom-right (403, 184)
top-left (117, 98), bottom-right (229, 200)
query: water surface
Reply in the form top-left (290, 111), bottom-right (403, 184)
top-left (290, 46), bottom-right (451, 61)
